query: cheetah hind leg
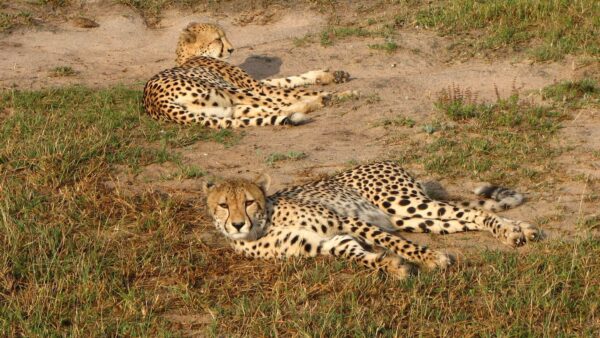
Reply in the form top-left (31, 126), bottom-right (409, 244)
top-left (179, 103), bottom-right (309, 127)
top-left (232, 105), bottom-right (309, 124)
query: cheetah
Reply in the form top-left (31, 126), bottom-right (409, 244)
top-left (143, 22), bottom-right (351, 129)
top-left (204, 161), bottom-right (542, 279)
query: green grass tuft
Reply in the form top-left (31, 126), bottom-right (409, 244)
top-left (368, 40), bottom-right (399, 53)
top-left (0, 11), bottom-right (34, 33)
top-left (378, 115), bottom-right (416, 128)
top-left (320, 26), bottom-right (375, 46)
top-left (542, 78), bottom-right (600, 108)
top-left (49, 66), bottom-right (78, 77)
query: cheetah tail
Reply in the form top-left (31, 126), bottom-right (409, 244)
top-left (459, 185), bottom-right (525, 212)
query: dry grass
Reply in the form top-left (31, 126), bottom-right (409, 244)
top-left (1, 1), bottom-right (600, 335)
top-left (1, 84), bottom-right (598, 336)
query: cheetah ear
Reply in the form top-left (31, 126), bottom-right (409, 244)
top-left (201, 180), bottom-right (216, 195)
top-left (181, 26), bottom-right (196, 44)
top-left (254, 173), bottom-right (271, 194)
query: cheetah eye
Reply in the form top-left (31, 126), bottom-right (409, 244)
top-left (245, 200), bottom-right (255, 207)
top-left (218, 203), bottom-right (228, 209)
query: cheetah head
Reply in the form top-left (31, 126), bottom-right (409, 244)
top-left (204, 175), bottom-right (270, 241)
top-left (176, 22), bottom-right (234, 65)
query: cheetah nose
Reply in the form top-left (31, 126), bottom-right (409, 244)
top-left (231, 222), bottom-right (245, 231)
top-left (227, 48), bottom-right (234, 54)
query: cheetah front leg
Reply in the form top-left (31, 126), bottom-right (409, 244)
top-left (230, 228), bottom-right (411, 279)
top-left (261, 70), bottom-right (351, 88)
top-left (338, 217), bottom-right (453, 270)
top-left (323, 235), bottom-right (412, 279)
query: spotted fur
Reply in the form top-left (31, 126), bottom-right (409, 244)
top-left (205, 162), bottom-right (542, 279)
top-left (143, 22), bottom-right (352, 129)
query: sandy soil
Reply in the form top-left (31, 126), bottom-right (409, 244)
top-left (1, 3), bottom-right (598, 254)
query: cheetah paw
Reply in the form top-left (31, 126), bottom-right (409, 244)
top-left (380, 255), bottom-right (413, 279)
top-left (321, 90), bottom-right (359, 107)
top-left (423, 251), bottom-right (454, 270)
top-left (283, 112), bottom-right (310, 126)
top-left (501, 221), bottom-right (542, 247)
top-left (314, 70), bottom-right (351, 85)
top-left (332, 70), bottom-right (351, 83)
top-left (336, 90), bottom-right (360, 99)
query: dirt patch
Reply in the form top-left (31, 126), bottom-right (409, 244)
top-left (2, 1), bottom-right (598, 261)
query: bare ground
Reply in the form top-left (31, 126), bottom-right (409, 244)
top-left (2, 2), bottom-right (598, 268)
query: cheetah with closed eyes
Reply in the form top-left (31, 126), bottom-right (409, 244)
top-left (204, 161), bottom-right (542, 278)
top-left (143, 22), bottom-right (351, 129)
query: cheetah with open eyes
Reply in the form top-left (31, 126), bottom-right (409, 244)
top-left (143, 22), bottom-right (351, 129)
top-left (204, 161), bottom-right (542, 278)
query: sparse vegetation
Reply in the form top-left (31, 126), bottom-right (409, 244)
top-left (49, 66), bottom-right (78, 77)
top-left (320, 26), bottom-right (380, 46)
top-left (364, 93), bottom-right (381, 104)
top-left (0, 11), bottom-right (34, 33)
top-left (266, 151), bottom-right (308, 166)
top-left (293, 34), bottom-right (313, 47)
top-left (378, 115), bottom-right (416, 128)
top-left (579, 215), bottom-right (600, 230)
top-left (368, 40), bottom-right (399, 53)
top-left (388, 84), bottom-right (569, 185)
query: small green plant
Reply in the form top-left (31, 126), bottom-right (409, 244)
top-left (330, 91), bottom-right (360, 105)
top-left (266, 151), bottom-right (307, 166)
top-left (49, 66), bottom-right (78, 77)
top-left (368, 40), bottom-right (399, 52)
top-left (180, 164), bottom-right (205, 179)
top-left (435, 84), bottom-right (479, 120)
top-left (293, 34), bottom-right (314, 47)
top-left (320, 26), bottom-right (373, 46)
top-left (38, 0), bottom-right (70, 7)
top-left (378, 115), bottom-right (415, 128)
top-left (320, 30), bottom-right (333, 46)
top-left (364, 93), bottom-right (381, 104)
